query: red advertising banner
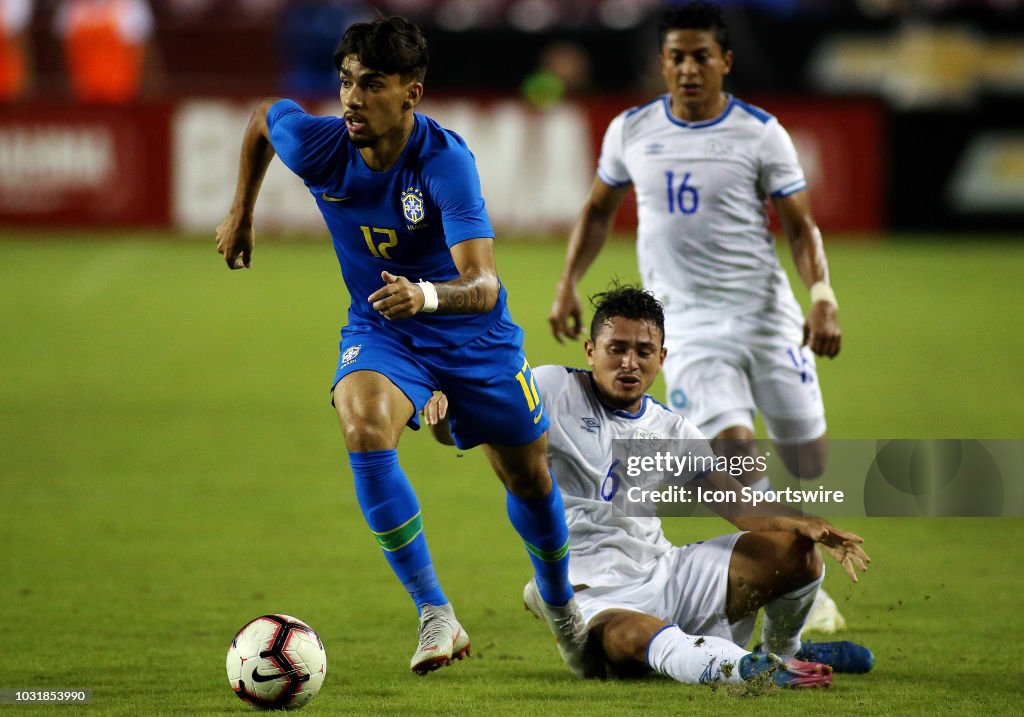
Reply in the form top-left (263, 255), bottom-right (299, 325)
top-left (764, 97), bottom-right (885, 234)
top-left (0, 96), bottom-right (882, 234)
top-left (0, 103), bottom-right (172, 228)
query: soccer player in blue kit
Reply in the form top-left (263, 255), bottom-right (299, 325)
top-left (215, 15), bottom-right (589, 676)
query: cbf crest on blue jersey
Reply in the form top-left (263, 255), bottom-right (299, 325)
top-left (341, 344), bottom-right (361, 367)
top-left (401, 187), bottom-right (425, 226)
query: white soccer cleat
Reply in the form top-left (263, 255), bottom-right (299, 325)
top-left (803, 588), bottom-right (847, 634)
top-left (410, 603), bottom-right (471, 675)
top-left (523, 579), bottom-right (593, 678)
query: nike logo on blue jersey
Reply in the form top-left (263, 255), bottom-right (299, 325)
top-left (321, 193), bottom-right (351, 202)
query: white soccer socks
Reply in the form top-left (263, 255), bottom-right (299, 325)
top-left (760, 573), bottom-right (824, 658)
top-left (646, 625), bottom-right (749, 685)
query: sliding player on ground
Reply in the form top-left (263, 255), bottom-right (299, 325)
top-left (548, 2), bottom-right (846, 631)
top-left (429, 286), bottom-right (872, 685)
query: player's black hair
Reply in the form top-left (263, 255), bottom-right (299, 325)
top-left (589, 284), bottom-right (666, 345)
top-left (658, 2), bottom-right (730, 54)
top-left (333, 15), bottom-right (429, 82)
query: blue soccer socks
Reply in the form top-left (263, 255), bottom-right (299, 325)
top-left (348, 449), bottom-right (447, 611)
top-left (505, 482), bottom-right (573, 607)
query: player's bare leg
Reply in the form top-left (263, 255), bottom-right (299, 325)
top-left (581, 609), bottom-right (831, 688)
top-left (588, 609), bottom-right (665, 674)
top-left (713, 425), bottom-right (844, 632)
top-left (334, 372), bottom-right (471, 674)
top-left (774, 433), bottom-right (829, 480)
top-left (771, 431), bottom-right (844, 630)
top-left (770, 432), bottom-right (841, 628)
top-left (728, 532), bottom-right (872, 673)
top-left (485, 437), bottom-right (593, 677)
top-left (482, 434), bottom-right (552, 499)
top-left (725, 530), bottom-right (824, 623)
top-left (710, 425), bottom-right (762, 489)
top-left (333, 370), bottom-right (411, 451)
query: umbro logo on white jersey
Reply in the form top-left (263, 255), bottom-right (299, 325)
top-left (644, 143), bottom-right (664, 155)
top-left (580, 417), bottom-right (600, 433)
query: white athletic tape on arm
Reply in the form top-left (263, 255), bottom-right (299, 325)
top-left (810, 281), bottom-right (838, 308)
top-left (417, 281), bottom-right (439, 313)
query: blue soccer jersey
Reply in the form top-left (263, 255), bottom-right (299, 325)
top-left (267, 99), bottom-right (509, 348)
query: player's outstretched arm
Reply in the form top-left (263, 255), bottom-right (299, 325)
top-left (215, 98), bottom-right (280, 270)
top-left (774, 191), bottom-right (841, 358)
top-left (690, 470), bottom-right (870, 582)
top-left (549, 179), bottom-right (629, 342)
top-left (368, 238), bottom-right (500, 319)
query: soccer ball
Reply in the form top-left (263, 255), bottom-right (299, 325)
top-left (226, 614), bottom-right (327, 710)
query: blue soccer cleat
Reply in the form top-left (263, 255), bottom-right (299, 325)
top-left (796, 640), bottom-right (875, 674)
top-left (739, 652), bottom-right (833, 689)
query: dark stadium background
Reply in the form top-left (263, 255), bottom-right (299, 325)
top-left (6, 0), bottom-right (1024, 233)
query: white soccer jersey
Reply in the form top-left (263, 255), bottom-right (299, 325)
top-left (534, 364), bottom-right (711, 589)
top-left (598, 94), bottom-right (806, 323)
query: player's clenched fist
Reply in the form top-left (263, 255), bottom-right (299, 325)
top-left (215, 214), bottom-right (254, 270)
top-left (803, 301), bottom-right (842, 358)
top-left (548, 284), bottom-right (584, 343)
top-left (369, 271), bottom-right (425, 320)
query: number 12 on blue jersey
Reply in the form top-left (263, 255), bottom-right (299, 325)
top-left (666, 171), bottom-right (699, 215)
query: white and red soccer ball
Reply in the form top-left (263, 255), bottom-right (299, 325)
top-left (226, 614), bottom-right (327, 710)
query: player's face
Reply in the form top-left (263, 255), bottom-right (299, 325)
top-left (586, 316), bottom-right (667, 413)
top-left (660, 29), bottom-right (732, 122)
top-left (339, 55), bottom-right (422, 148)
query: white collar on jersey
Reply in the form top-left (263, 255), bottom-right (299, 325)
top-left (661, 93), bottom-right (736, 129)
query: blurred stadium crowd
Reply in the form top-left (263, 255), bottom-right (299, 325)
top-left (1, 0), bottom-right (1022, 233)
top-left (3, 0), bottom-right (1022, 98)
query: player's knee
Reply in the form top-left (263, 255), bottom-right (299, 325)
top-left (775, 434), bottom-right (828, 479)
top-left (594, 611), bottom-right (664, 667)
top-left (712, 427), bottom-right (758, 461)
top-left (712, 430), bottom-right (763, 487)
top-left (784, 447), bottom-right (828, 479)
top-left (338, 417), bottom-right (396, 452)
top-left (785, 534), bottom-right (823, 586)
top-left (503, 468), bottom-right (552, 500)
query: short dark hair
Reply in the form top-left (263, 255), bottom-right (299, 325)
top-left (589, 284), bottom-right (665, 345)
top-left (333, 16), bottom-right (429, 82)
top-left (658, 2), bottom-right (730, 54)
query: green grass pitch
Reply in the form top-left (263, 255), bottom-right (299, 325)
top-left (1, 234), bottom-right (1022, 715)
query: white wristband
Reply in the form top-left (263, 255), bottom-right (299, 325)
top-left (417, 281), bottom-right (439, 313)
top-left (810, 281), bottom-right (838, 308)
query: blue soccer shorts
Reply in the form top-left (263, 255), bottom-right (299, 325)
top-left (331, 314), bottom-right (549, 450)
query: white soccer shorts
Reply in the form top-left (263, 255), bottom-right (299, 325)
top-left (574, 532), bottom-right (755, 648)
top-left (662, 312), bottom-right (826, 443)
